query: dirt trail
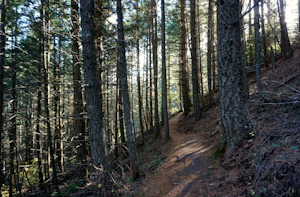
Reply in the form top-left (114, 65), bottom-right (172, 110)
top-left (137, 112), bottom-right (221, 197)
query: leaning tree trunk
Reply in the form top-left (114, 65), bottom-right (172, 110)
top-left (217, 0), bottom-right (248, 157)
top-left (161, 0), bottom-right (170, 141)
top-left (117, 0), bottom-right (140, 180)
top-left (190, 0), bottom-right (201, 120)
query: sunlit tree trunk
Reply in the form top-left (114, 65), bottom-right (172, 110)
top-left (278, 0), bottom-right (293, 59)
top-left (136, 0), bottom-right (144, 144)
top-left (117, 0), bottom-right (140, 180)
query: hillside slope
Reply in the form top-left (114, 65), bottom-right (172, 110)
top-left (133, 48), bottom-right (300, 197)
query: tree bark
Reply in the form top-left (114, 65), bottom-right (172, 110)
top-left (261, 1), bottom-right (268, 68)
top-left (161, 0), bottom-right (170, 141)
top-left (71, 0), bottom-right (87, 166)
top-left (254, 0), bottom-right (265, 102)
top-left (197, 0), bottom-right (204, 108)
top-left (207, 0), bottom-right (213, 107)
top-left (180, 0), bottom-right (191, 116)
top-left (152, 0), bottom-right (160, 138)
top-left (278, 0), bottom-right (293, 59)
top-left (0, 0), bottom-right (6, 188)
top-left (44, 0), bottom-right (59, 192)
top-left (248, 0), bottom-right (254, 67)
top-left (117, 0), bottom-right (140, 180)
top-left (80, 0), bottom-right (109, 192)
top-left (9, 27), bottom-right (17, 197)
top-left (190, 0), bottom-right (201, 120)
top-left (217, 0), bottom-right (248, 156)
top-left (136, 0), bottom-right (144, 144)
top-left (36, 5), bottom-right (44, 191)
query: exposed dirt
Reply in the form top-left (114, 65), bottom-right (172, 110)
top-left (134, 107), bottom-right (229, 197)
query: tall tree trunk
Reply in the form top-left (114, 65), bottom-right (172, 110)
top-left (254, 0), bottom-right (265, 101)
top-left (149, 18), bottom-right (153, 130)
top-left (298, 0), bottom-right (300, 34)
top-left (117, 0), bottom-right (140, 180)
top-left (58, 36), bottom-right (64, 172)
top-left (161, 0), bottom-right (170, 141)
top-left (278, 0), bottom-right (293, 59)
top-left (207, 0), bottom-right (213, 107)
top-left (217, 0), bottom-right (248, 157)
top-left (80, 0), bottom-right (109, 193)
top-left (53, 36), bottom-right (62, 171)
top-left (114, 76), bottom-right (119, 158)
top-left (180, 0), bottom-right (191, 116)
top-left (261, 1), bottom-right (268, 68)
top-left (248, 0), bottom-right (254, 67)
top-left (71, 0), bottom-right (87, 166)
top-left (190, 0), bottom-right (201, 120)
top-left (197, 0), bottom-right (204, 108)
top-left (145, 36), bottom-right (150, 129)
top-left (0, 0), bottom-right (6, 188)
top-left (152, 0), bottom-right (160, 138)
top-left (136, 0), bottom-right (144, 144)
top-left (44, 0), bottom-right (59, 192)
top-left (81, 0), bottom-right (107, 167)
top-left (212, 10), bottom-right (217, 91)
top-left (9, 28), bottom-right (17, 197)
top-left (37, 5), bottom-right (44, 191)
top-left (117, 66), bottom-right (125, 144)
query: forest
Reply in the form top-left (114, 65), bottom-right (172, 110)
top-left (0, 0), bottom-right (300, 196)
